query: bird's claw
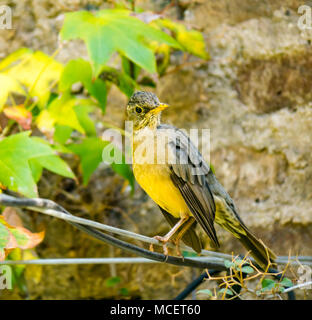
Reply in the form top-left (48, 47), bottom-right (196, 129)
top-left (153, 235), bottom-right (170, 256)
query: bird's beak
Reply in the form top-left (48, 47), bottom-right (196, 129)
top-left (150, 103), bottom-right (169, 115)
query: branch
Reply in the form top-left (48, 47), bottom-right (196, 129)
top-left (0, 257), bottom-right (224, 266)
top-left (0, 193), bottom-right (227, 271)
top-left (0, 192), bottom-right (227, 258)
top-left (0, 193), bottom-right (311, 269)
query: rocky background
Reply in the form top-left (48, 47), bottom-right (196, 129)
top-left (1, 0), bottom-right (312, 299)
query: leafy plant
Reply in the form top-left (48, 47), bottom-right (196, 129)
top-left (60, 9), bottom-right (182, 76)
top-left (0, 5), bottom-right (209, 294)
top-left (0, 6), bottom-right (209, 197)
top-left (200, 256), bottom-right (295, 300)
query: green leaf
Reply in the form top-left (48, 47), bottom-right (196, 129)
top-left (88, 78), bottom-right (107, 112)
top-left (68, 137), bottom-right (134, 189)
top-left (105, 276), bottom-right (121, 287)
top-left (59, 58), bottom-right (92, 92)
top-left (0, 132), bottom-right (74, 197)
top-left (121, 56), bottom-right (141, 80)
top-left (29, 158), bottom-right (43, 183)
top-left (102, 141), bottom-right (135, 191)
top-left (233, 258), bottom-right (243, 265)
top-left (219, 288), bottom-right (234, 296)
top-left (99, 66), bottom-right (137, 98)
top-left (68, 137), bottom-right (109, 185)
top-left (197, 289), bottom-right (213, 297)
top-left (119, 287), bottom-right (129, 296)
top-left (241, 266), bottom-right (254, 274)
top-left (53, 125), bottom-right (73, 144)
top-left (261, 278), bottom-right (276, 292)
top-left (0, 132), bottom-right (52, 197)
top-left (59, 59), bottom-right (107, 111)
top-left (224, 259), bottom-right (234, 269)
top-left (74, 105), bottom-right (97, 137)
top-left (60, 9), bottom-right (181, 76)
top-left (34, 155), bottom-right (75, 180)
top-left (280, 277), bottom-right (293, 288)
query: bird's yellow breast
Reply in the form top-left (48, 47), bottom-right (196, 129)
top-left (132, 127), bottom-right (191, 219)
top-left (133, 163), bottom-right (190, 218)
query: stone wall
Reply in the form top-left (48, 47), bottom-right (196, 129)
top-left (1, 0), bottom-right (312, 299)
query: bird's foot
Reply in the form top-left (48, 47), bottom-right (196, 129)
top-left (150, 236), bottom-right (184, 258)
top-left (153, 235), bottom-right (171, 256)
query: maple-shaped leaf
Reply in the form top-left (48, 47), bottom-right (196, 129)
top-left (0, 131), bottom-right (75, 197)
top-left (0, 48), bottom-right (63, 108)
top-left (152, 18), bottom-right (209, 60)
top-left (2, 207), bottom-right (44, 288)
top-left (0, 212), bottom-right (44, 261)
top-left (0, 217), bottom-right (44, 261)
top-left (60, 9), bottom-right (182, 76)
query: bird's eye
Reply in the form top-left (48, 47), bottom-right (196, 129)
top-left (135, 107), bottom-right (143, 114)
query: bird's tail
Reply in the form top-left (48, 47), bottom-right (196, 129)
top-left (238, 226), bottom-right (277, 270)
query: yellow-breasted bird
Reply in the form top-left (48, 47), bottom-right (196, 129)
top-left (127, 91), bottom-right (276, 269)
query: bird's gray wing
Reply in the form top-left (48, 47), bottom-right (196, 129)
top-left (158, 124), bottom-right (219, 247)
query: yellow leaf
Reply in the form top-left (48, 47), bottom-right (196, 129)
top-left (37, 93), bottom-right (85, 134)
top-left (154, 19), bottom-right (209, 60)
top-left (0, 48), bottom-right (31, 72)
top-left (2, 49), bottom-right (63, 108)
top-left (36, 109), bottom-right (55, 134)
top-left (23, 250), bottom-right (42, 284)
top-left (0, 74), bottom-right (25, 111)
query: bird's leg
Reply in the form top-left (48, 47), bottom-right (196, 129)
top-left (174, 217), bottom-right (196, 257)
top-left (151, 217), bottom-right (189, 255)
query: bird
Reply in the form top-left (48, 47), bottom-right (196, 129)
top-left (127, 91), bottom-right (276, 270)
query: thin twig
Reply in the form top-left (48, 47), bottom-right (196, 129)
top-left (283, 281), bottom-right (312, 293)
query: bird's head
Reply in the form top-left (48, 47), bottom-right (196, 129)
top-left (126, 91), bottom-right (168, 130)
